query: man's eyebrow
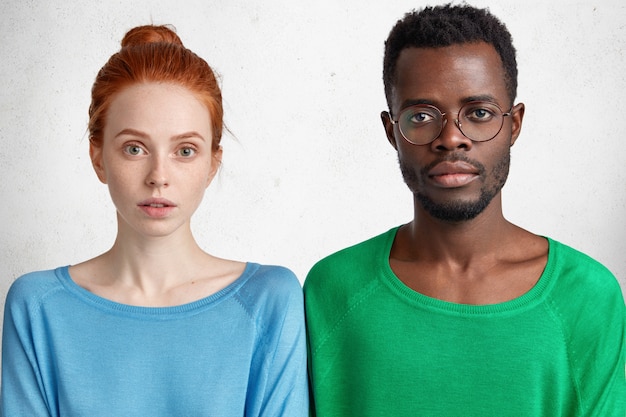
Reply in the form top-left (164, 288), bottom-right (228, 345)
top-left (398, 98), bottom-right (434, 109)
top-left (398, 95), bottom-right (502, 110)
top-left (463, 94), bottom-right (499, 103)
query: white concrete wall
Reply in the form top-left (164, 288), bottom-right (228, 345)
top-left (1, 0), bottom-right (624, 335)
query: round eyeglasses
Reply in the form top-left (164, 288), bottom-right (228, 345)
top-left (390, 101), bottom-right (512, 145)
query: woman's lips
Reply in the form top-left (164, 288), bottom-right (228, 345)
top-left (138, 198), bottom-right (176, 218)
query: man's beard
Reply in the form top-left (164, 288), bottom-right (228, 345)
top-left (399, 151), bottom-right (510, 223)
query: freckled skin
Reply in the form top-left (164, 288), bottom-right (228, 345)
top-left (90, 83), bottom-right (221, 240)
top-left (73, 82), bottom-right (246, 308)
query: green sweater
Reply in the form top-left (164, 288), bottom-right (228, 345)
top-left (304, 228), bottom-right (625, 416)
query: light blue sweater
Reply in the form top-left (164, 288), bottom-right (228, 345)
top-left (1, 263), bottom-right (308, 416)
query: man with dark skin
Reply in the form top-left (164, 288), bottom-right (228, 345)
top-left (304, 4), bottom-right (625, 416)
top-left (384, 41), bottom-right (545, 305)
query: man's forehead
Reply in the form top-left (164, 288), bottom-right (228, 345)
top-left (390, 43), bottom-right (508, 105)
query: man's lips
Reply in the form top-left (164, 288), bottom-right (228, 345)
top-left (428, 161), bottom-right (480, 187)
top-left (428, 161), bottom-right (479, 176)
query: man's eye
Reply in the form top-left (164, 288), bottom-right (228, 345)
top-left (466, 107), bottom-right (496, 122)
top-left (405, 109), bottom-right (438, 126)
top-left (410, 112), bottom-right (433, 123)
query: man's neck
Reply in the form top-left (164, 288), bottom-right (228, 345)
top-left (402, 199), bottom-right (511, 262)
top-left (388, 199), bottom-right (548, 305)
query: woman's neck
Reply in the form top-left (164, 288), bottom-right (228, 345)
top-left (69, 219), bottom-right (247, 306)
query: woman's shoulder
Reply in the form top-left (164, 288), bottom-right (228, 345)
top-left (234, 263), bottom-right (303, 314)
top-left (245, 263), bottom-right (300, 284)
top-left (243, 263), bottom-right (301, 294)
top-left (239, 262), bottom-right (300, 291)
top-left (5, 267), bottom-right (67, 311)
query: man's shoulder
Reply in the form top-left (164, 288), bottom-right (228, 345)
top-left (306, 228), bottom-right (396, 279)
top-left (546, 238), bottom-right (623, 307)
top-left (303, 228), bottom-right (398, 300)
top-left (303, 229), bottom-right (398, 344)
top-left (548, 238), bottom-right (618, 286)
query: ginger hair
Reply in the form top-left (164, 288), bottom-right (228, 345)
top-left (88, 25), bottom-right (223, 151)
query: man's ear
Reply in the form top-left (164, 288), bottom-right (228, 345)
top-left (89, 142), bottom-right (107, 184)
top-left (206, 146), bottom-right (223, 187)
top-left (509, 102), bottom-right (525, 146)
top-left (381, 111), bottom-right (398, 150)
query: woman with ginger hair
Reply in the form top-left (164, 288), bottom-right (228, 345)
top-left (1, 25), bottom-right (308, 416)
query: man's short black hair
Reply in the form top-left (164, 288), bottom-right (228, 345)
top-left (383, 3), bottom-right (518, 110)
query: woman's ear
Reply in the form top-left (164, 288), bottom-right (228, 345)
top-left (207, 146), bottom-right (223, 187)
top-left (89, 142), bottom-right (108, 184)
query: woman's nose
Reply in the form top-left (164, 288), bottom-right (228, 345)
top-left (145, 157), bottom-right (169, 188)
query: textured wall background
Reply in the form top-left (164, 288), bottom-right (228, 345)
top-left (1, 0), bottom-right (625, 339)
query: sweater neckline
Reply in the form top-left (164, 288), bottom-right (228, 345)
top-left (55, 263), bottom-right (256, 318)
top-left (378, 227), bottom-right (556, 316)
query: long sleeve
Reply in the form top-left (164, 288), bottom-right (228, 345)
top-left (243, 266), bottom-right (309, 417)
top-left (566, 269), bottom-right (626, 416)
top-left (1, 265), bottom-right (308, 416)
top-left (1, 278), bottom-right (54, 417)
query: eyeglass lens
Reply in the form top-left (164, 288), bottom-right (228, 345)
top-left (397, 101), bottom-right (507, 145)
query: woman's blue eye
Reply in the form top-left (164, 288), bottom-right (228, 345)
top-left (178, 147), bottom-right (196, 157)
top-left (125, 145), bottom-right (143, 155)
